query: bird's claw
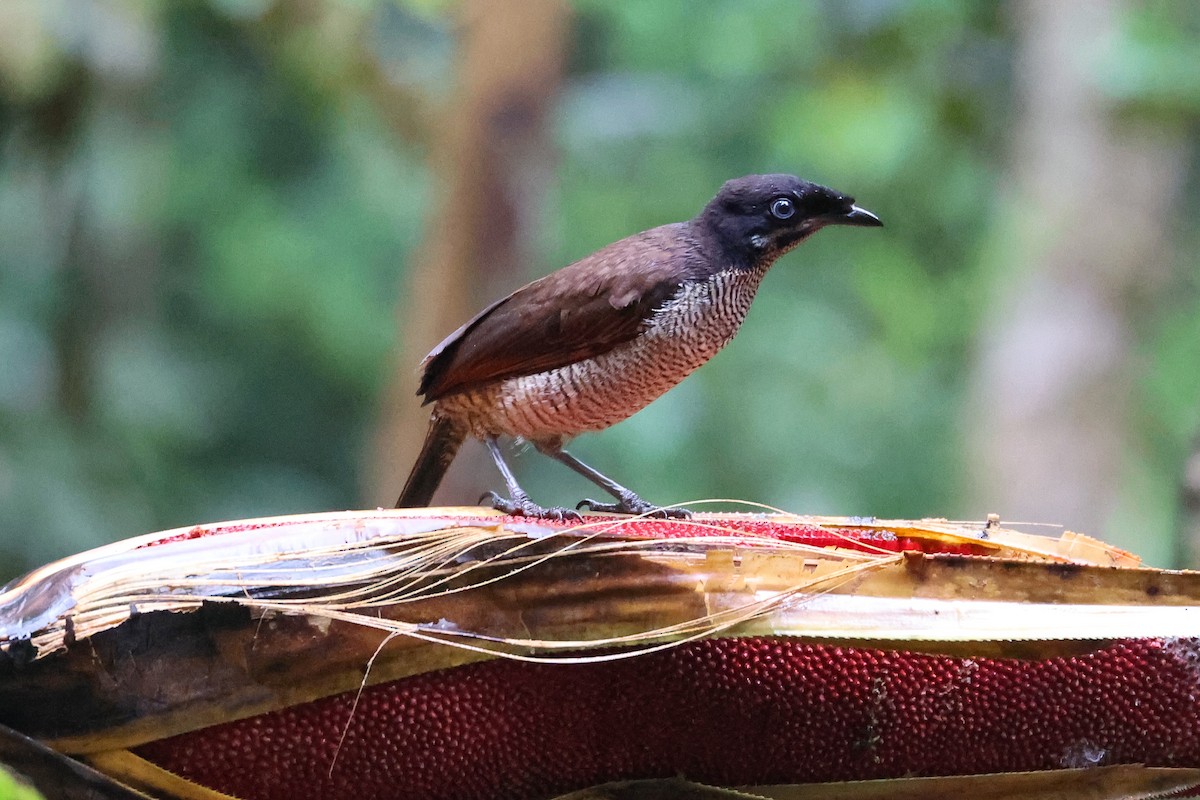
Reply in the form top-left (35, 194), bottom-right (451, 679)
top-left (481, 491), bottom-right (582, 522)
top-left (576, 496), bottom-right (691, 519)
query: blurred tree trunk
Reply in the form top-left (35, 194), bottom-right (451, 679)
top-left (7, 5), bottom-right (163, 423)
top-left (1184, 443), bottom-right (1200, 566)
top-left (966, 0), bottom-right (1186, 561)
top-left (366, 0), bottom-right (569, 507)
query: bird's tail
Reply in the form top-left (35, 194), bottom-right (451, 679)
top-left (395, 414), bottom-right (467, 508)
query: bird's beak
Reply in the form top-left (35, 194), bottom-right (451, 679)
top-left (829, 204), bottom-right (883, 228)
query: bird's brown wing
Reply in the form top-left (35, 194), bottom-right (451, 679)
top-left (419, 223), bottom-right (702, 402)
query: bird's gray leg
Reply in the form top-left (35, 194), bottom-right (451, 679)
top-left (532, 441), bottom-right (690, 519)
top-left (481, 436), bottom-right (581, 521)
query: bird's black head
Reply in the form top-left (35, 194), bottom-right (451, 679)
top-left (697, 174), bottom-right (881, 268)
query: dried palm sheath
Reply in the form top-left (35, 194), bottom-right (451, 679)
top-left (3, 508), bottom-right (1200, 800)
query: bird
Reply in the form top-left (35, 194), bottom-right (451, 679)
top-left (396, 173), bottom-right (882, 519)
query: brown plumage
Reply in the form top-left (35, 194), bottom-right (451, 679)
top-left (419, 224), bottom-right (698, 402)
top-left (397, 174), bottom-right (882, 518)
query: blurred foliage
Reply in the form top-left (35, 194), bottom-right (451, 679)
top-left (0, 766), bottom-right (42, 800)
top-left (544, 0), bottom-right (1011, 521)
top-left (0, 0), bottom-right (1198, 580)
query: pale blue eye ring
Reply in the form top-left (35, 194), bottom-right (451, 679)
top-left (770, 198), bottom-right (795, 220)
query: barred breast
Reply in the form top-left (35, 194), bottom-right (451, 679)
top-left (435, 265), bottom-right (770, 442)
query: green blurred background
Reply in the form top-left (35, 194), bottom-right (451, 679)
top-left (0, 0), bottom-right (1198, 582)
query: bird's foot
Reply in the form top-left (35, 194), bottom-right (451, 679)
top-left (576, 493), bottom-right (691, 519)
top-left (480, 491), bottom-right (582, 522)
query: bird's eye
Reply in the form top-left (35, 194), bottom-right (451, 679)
top-left (770, 197), bottom-right (795, 220)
